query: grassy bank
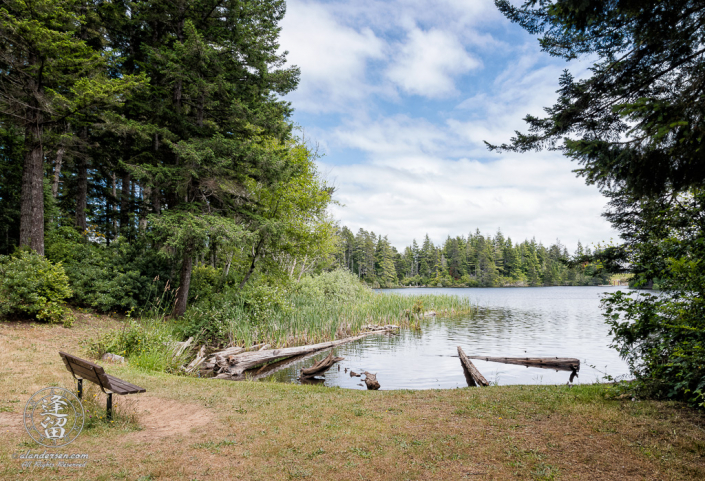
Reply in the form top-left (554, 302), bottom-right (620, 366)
top-left (1, 314), bottom-right (705, 480)
top-left (218, 291), bottom-right (475, 348)
top-left (110, 270), bottom-right (479, 370)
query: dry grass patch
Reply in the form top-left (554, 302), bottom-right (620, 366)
top-left (1, 315), bottom-right (705, 480)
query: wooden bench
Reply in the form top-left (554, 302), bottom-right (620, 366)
top-left (59, 351), bottom-right (146, 419)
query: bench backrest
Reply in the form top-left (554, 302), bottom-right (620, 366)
top-left (59, 351), bottom-right (112, 392)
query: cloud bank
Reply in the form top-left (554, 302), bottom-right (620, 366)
top-left (279, 0), bottom-right (618, 251)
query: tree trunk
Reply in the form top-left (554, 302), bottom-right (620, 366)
top-left (152, 133), bottom-right (161, 215)
top-left (173, 249), bottom-right (193, 317)
top-left (52, 147), bottom-right (64, 198)
top-left (75, 130), bottom-right (88, 232)
top-left (111, 172), bottom-right (118, 238)
top-left (19, 122), bottom-right (45, 255)
top-left (238, 238), bottom-right (264, 290)
top-left (222, 250), bottom-right (234, 281)
top-left (120, 171), bottom-right (131, 235)
top-left (139, 184), bottom-right (150, 232)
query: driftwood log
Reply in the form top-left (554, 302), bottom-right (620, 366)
top-left (184, 345), bottom-right (207, 373)
top-left (467, 356), bottom-right (580, 372)
top-left (458, 346), bottom-right (489, 387)
top-left (214, 350), bottom-right (326, 381)
top-left (171, 337), bottom-right (193, 358)
top-left (300, 351), bottom-right (344, 378)
top-left (362, 372), bottom-right (380, 390)
top-left (210, 331), bottom-right (388, 379)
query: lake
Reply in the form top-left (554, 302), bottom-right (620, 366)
top-left (260, 286), bottom-right (633, 389)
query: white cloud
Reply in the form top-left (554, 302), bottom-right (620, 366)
top-left (323, 109), bottom-right (616, 252)
top-left (279, 1), bottom-right (387, 113)
top-left (324, 153), bottom-right (615, 252)
top-left (279, 0), bottom-right (618, 251)
top-left (386, 28), bottom-right (481, 97)
top-left (334, 115), bottom-right (450, 159)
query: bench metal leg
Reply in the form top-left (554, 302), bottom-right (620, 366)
top-left (77, 379), bottom-right (83, 399)
top-left (106, 393), bottom-right (113, 421)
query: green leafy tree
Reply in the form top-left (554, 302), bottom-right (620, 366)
top-left (493, 0), bottom-right (705, 404)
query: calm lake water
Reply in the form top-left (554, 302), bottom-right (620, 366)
top-left (260, 286), bottom-right (633, 390)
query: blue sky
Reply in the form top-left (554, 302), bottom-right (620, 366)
top-left (278, 0), bottom-right (618, 251)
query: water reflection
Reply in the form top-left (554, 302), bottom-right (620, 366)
top-left (257, 286), bottom-right (632, 389)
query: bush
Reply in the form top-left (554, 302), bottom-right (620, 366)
top-left (88, 318), bottom-right (186, 373)
top-left (189, 265), bottom-right (220, 304)
top-left (45, 228), bottom-right (172, 313)
top-left (0, 250), bottom-right (74, 326)
top-left (293, 269), bottom-right (371, 303)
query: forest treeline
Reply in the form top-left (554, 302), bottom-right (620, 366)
top-left (332, 227), bottom-right (612, 288)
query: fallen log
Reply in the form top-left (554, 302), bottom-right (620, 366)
top-left (362, 371), bottom-right (380, 390)
top-left (215, 349), bottom-right (331, 381)
top-left (202, 346), bottom-right (245, 370)
top-left (467, 356), bottom-right (580, 371)
top-left (458, 346), bottom-right (489, 387)
top-left (212, 331), bottom-right (387, 378)
top-left (300, 351), bottom-right (344, 378)
top-left (184, 345), bottom-right (207, 373)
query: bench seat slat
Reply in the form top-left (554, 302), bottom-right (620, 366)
top-left (106, 375), bottom-right (145, 394)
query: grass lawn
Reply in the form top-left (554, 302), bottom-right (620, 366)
top-left (1, 313), bottom-right (704, 480)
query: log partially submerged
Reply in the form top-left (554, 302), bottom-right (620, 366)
top-left (210, 331), bottom-right (387, 379)
top-left (362, 371), bottom-right (380, 390)
top-left (467, 356), bottom-right (580, 372)
top-left (458, 346), bottom-right (489, 387)
top-left (215, 349), bottom-right (326, 381)
top-left (300, 351), bottom-right (344, 378)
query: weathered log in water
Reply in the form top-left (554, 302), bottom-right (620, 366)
top-left (467, 356), bottom-right (580, 371)
top-left (363, 371), bottom-right (380, 390)
top-left (300, 376), bottom-right (325, 385)
top-left (214, 350), bottom-right (328, 381)
top-left (210, 331), bottom-right (387, 379)
top-left (300, 351), bottom-right (344, 378)
top-left (458, 346), bottom-right (489, 387)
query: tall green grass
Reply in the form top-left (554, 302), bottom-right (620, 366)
top-left (218, 290), bottom-right (475, 348)
top-left (95, 270), bottom-right (476, 371)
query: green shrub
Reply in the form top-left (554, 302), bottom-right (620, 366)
top-left (45, 228), bottom-right (172, 313)
top-left (293, 269), bottom-right (372, 303)
top-left (0, 250), bottom-right (74, 326)
top-left (87, 318), bottom-right (186, 373)
top-left (189, 264), bottom-right (220, 304)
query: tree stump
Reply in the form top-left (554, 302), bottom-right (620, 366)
top-left (363, 372), bottom-right (380, 390)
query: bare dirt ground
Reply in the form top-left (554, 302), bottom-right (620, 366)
top-left (1, 314), bottom-right (705, 480)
